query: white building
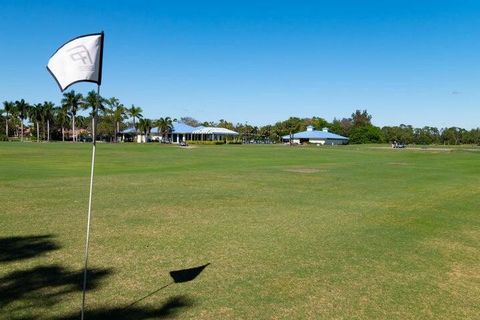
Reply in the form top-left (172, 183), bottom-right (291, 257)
top-left (282, 126), bottom-right (349, 145)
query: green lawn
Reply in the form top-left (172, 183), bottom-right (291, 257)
top-left (0, 143), bottom-right (479, 319)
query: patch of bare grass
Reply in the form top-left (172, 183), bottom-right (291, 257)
top-left (284, 168), bottom-right (320, 173)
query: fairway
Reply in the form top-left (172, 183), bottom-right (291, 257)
top-left (1, 143), bottom-right (479, 319)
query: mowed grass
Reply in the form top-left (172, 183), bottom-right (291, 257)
top-left (0, 143), bottom-right (479, 319)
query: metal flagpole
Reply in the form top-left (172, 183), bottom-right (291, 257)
top-left (81, 85), bottom-right (99, 320)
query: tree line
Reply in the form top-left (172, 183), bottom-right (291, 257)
top-left (1, 96), bottom-right (479, 145)
top-left (181, 110), bottom-right (480, 145)
top-left (0, 91), bottom-right (175, 142)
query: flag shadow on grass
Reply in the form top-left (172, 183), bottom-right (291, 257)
top-left (51, 264), bottom-right (210, 319)
top-left (170, 263), bottom-right (210, 283)
top-left (125, 263), bottom-right (210, 309)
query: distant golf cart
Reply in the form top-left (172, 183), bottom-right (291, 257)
top-left (392, 141), bottom-right (406, 148)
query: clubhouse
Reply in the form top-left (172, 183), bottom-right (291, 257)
top-left (163, 122), bottom-right (239, 143)
top-left (123, 122), bottom-right (239, 143)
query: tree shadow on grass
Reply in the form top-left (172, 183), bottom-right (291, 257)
top-left (0, 265), bottom-right (111, 310)
top-left (53, 295), bottom-right (194, 320)
top-left (0, 235), bottom-right (111, 318)
top-left (0, 235), bottom-right (60, 262)
top-left (1, 235), bottom-right (198, 319)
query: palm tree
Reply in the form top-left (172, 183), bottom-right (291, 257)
top-left (2, 101), bottom-right (14, 138)
top-left (61, 90), bottom-right (83, 142)
top-left (137, 118), bottom-right (152, 143)
top-left (106, 97), bottom-right (126, 142)
top-left (84, 90), bottom-right (104, 115)
top-left (127, 105), bottom-right (143, 134)
top-left (84, 90), bottom-right (104, 141)
top-left (8, 107), bottom-right (20, 138)
top-left (15, 99), bottom-right (29, 142)
top-left (28, 103), bottom-right (43, 142)
top-left (113, 106), bottom-right (127, 142)
top-left (43, 101), bottom-right (55, 142)
top-left (155, 117), bottom-right (174, 143)
top-left (55, 105), bottom-right (70, 142)
top-left (0, 107), bottom-right (4, 138)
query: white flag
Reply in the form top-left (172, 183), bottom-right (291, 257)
top-left (47, 32), bottom-right (104, 92)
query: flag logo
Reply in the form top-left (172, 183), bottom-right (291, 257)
top-left (68, 45), bottom-right (93, 65)
top-left (47, 32), bottom-right (104, 92)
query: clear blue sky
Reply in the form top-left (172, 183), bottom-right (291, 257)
top-left (1, 0), bottom-right (479, 128)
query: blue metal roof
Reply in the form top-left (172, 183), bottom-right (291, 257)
top-left (282, 130), bottom-right (348, 140)
top-left (171, 123), bottom-right (238, 135)
top-left (120, 127), bottom-right (137, 134)
top-left (172, 122), bottom-right (198, 134)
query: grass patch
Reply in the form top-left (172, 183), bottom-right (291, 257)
top-left (0, 143), bottom-right (479, 319)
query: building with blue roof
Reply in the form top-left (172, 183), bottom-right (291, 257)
top-left (149, 122), bottom-right (239, 143)
top-left (282, 126), bottom-right (348, 145)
